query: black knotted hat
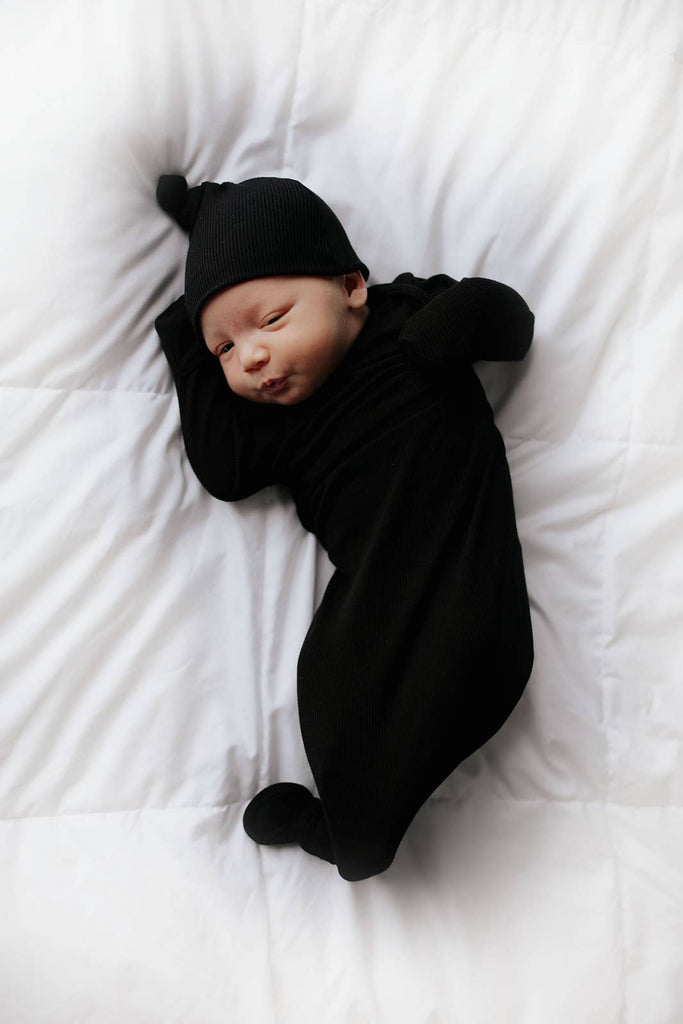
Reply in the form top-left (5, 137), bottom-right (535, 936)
top-left (156, 174), bottom-right (369, 337)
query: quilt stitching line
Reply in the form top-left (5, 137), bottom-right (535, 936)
top-left (279, 0), bottom-right (308, 179)
top-left (2, 796), bottom-right (681, 823)
top-left (595, 65), bottom-right (682, 1024)
top-left (0, 381), bottom-right (175, 399)
top-left (1, 383), bottom-right (681, 451)
top-left (315, 0), bottom-right (683, 65)
top-left (506, 434), bottom-right (683, 451)
top-left (253, 835), bottom-right (279, 1023)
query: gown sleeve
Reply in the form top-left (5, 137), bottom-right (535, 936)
top-left (397, 273), bottom-right (534, 366)
top-left (155, 296), bottom-right (281, 501)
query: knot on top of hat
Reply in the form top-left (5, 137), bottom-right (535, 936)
top-left (156, 174), bottom-right (204, 233)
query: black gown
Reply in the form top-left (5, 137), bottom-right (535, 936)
top-left (156, 273), bottom-right (535, 880)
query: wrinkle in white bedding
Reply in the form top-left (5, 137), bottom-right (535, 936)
top-left (1, 1), bottom-right (683, 1021)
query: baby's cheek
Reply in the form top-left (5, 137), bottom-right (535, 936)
top-left (224, 363), bottom-right (241, 391)
top-left (225, 370), bottom-right (269, 404)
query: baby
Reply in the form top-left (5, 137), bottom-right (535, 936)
top-left (155, 174), bottom-right (534, 881)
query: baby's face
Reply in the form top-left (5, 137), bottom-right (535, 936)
top-left (200, 273), bottom-right (368, 405)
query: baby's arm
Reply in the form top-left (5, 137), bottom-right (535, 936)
top-left (155, 297), bottom-right (277, 500)
top-left (398, 276), bottom-right (534, 366)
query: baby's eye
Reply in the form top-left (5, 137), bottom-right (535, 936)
top-left (218, 342), bottom-right (234, 356)
top-left (264, 314), bottom-right (282, 326)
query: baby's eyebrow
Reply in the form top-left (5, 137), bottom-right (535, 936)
top-left (253, 295), bottom-right (288, 314)
top-left (237, 298), bottom-right (276, 323)
top-left (242, 299), bottom-right (263, 317)
top-left (208, 302), bottom-right (260, 340)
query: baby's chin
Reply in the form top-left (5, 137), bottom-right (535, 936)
top-left (255, 390), bottom-right (307, 406)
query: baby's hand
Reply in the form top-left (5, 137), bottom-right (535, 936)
top-left (400, 278), bottom-right (534, 366)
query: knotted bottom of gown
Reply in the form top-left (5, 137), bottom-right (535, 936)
top-left (242, 783), bottom-right (335, 864)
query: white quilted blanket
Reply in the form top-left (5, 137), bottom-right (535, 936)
top-left (2, 2), bottom-right (682, 1021)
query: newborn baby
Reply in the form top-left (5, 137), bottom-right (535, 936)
top-left (155, 174), bottom-right (534, 881)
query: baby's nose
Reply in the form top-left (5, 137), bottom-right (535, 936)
top-left (241, 344), bottom-right (269, 371)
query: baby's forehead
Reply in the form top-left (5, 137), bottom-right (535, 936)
top-left (225, 276), bottom-right (295, 308)
top-left (200, 276), bottom-right (291, 334)
top-left (210, 277), bottom-right (274, 307)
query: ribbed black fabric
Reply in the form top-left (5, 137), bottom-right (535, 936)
top-left (156, 175), bottom-right (369, 338)
top-left (155, 273), bottom-right (535, 881)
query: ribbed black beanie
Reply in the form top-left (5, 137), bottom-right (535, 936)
top-left (156, 174), bottom-right (369, 337)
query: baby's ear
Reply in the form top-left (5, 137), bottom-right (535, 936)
top-left (344, 270), bottom-right (368, 308)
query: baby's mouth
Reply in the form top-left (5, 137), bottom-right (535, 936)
top-left (261, 376), bottom-right (288, 393)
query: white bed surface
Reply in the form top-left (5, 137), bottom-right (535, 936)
top-left (2, 2), bottom-right (682, 1021)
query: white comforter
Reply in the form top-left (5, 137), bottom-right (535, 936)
top-left (2, 2), bottom-right (682, 1021)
